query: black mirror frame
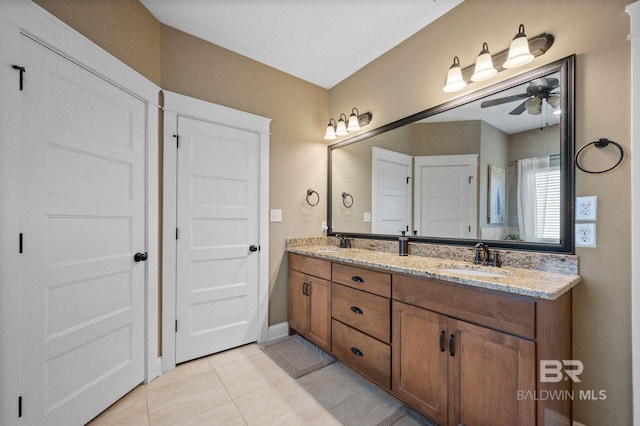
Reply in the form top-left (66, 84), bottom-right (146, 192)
top-left (328, 55), bottom-right (575, 253)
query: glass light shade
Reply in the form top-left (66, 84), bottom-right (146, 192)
top-left (443, 56), bottom-right (467, 93)
top-left (324, 118), bottom-right (337, 140)
top-left (470, 43), bottom-right (497, 82)
top-left (547, 95), bottom-right (561, 109)
top-left (347, 108), bottom-right (360, 132)
top-left (525, 97), bottom-right (542, 115)
top-left (335, 114), bottom-right (348, 136)
top-left (503, 25), bottom-right (534, 69)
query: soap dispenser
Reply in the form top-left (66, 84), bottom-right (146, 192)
top-left (399, 231), bottom-right (409, 256)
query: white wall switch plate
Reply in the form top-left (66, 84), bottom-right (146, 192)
top-left (363, 212), bottom-right (372, 223)
top-left (321, 221), bottom-right (328, 231)
top-left (576, 196), bottom-right (597, 221)
top-left (270, 209), bottom-right (282, 222)
top-left (575, 223), bottom-right (596, 247)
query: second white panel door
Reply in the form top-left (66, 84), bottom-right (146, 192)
top-left (175, 116), bottom-right (260, 364)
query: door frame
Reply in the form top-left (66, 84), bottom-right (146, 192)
top-left (161, 90), bottom-right (271, 372)
top-left (0, 2), bottom-right (160, 423)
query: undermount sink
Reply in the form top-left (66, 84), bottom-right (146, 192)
top-left (440, 267), bottom-right (507, 278)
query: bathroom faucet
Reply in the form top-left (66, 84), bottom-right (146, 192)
top-left (474, 242), bottom-right (501, 266)
top-left (335, 234), bottom-right (351, 249)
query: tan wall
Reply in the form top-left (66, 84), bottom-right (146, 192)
top-left (329, 0), bottom-right (632, 424)
top-left (32, 0), bottom-right (634, 423)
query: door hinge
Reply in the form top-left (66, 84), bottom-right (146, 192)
top-left (176, 228), bottom-right (179, 240)
top-left (19, 233), bottom-right (23, 254)
top-left (18, 396), bottom-right (22, 418)
top-left (406, 176), bottom-right (410, 184)
top-left (175, 320), bottom-right (178, 332)
top-left (468, 176), bottom-right (473, 184)
top-left (173, 134), bottom-right (179, 148)
top-left (469, 225), bottom-right (471, 232)
top-left (11, 65), bottom-right (26, 91)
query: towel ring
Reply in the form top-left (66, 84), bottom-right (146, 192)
top-left (575, 138), bottom-right (624, 174)
top-left (342, 192), bottom-right (354, 208)
top-left (306, 189), bottom-right (320, 206)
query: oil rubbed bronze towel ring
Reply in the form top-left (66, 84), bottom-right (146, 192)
top-left (306, 189), bottom-right (320, 206)
top-left (342, 192), bottom-right (353, 208)
top-left (575, 138), bottom-right (624, 174)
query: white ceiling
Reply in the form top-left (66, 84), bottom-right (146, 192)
top-left (139, 0), bottom-right (464, 89)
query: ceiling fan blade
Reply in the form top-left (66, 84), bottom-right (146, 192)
top-left (481, 93), bottom-right (530, 108)
top-left (509, 101), bottom-right (527, 115)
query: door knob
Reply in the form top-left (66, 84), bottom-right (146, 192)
top-left (134, 252), bottom-right (148, 262)
top-left (249, 245), bottom-right (259, 252)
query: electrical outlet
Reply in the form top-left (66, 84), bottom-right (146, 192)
top-left (575, 223), bottom-right (596, 247)
top-left (576, 196), bottom-right (597, 221)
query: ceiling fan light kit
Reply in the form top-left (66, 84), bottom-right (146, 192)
top-left (443, 25), bottom-right (553, 93)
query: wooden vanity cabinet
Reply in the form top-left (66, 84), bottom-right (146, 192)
top-left (392, 273), bottom-right (571, 426)
top-left (287, 254), bottom-right (331, 352)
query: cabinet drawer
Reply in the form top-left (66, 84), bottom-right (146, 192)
top-left (393, 274), bottom-right (535, 339)
top-left (332, 263), bottom-right (391, 298)
top-left (288, 253), bottom-right (331, 280)
top-left (332, 284), bottom-right (390, 343)
top-left (332, 319), bottom-right (390, 389)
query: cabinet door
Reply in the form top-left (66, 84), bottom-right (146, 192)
top-left (307, 276), bottom-right (331, 352)
top-left (288, 269), bottom-right (309, 334)
top-left (392, 301), bottom-right (448, 425)
top-left (448, 319), bottom-right (535, 426)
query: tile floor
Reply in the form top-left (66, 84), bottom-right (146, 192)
top-left (88, 343), bottom-right (430, 425)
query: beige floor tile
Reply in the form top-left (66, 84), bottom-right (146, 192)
top-left (214, 350), bottom-right (292, 399)
top-left (233, 377), bottom-right (341, 426)
top-left (147, 369), bottom-right (232, 425)
top-left (87, 384), bottom-right (149, 426)
top-left (173, 401), bottom-right (248, 426)
top-left (207, 343), bottom-right (262, 369)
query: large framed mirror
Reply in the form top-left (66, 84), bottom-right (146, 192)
top-left (328, 55), bottom-right (575, 253)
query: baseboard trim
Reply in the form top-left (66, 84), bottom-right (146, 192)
top-left (268, 322), bottom-right (289, 341)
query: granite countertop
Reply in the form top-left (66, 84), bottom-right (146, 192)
top-left (287, 245), bottom-right (581, 300)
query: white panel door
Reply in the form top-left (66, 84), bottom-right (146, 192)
top-left (372, 147), bottom-right (412, 235)
top-left (175, 116), bottom-right (260, 364)
top-left (19, 37), bottom-right (146, 425)
top-left (414, 155), bottom-right (478, 238)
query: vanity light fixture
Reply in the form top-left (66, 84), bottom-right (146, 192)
top-left (443, 56), bottom-right (467, 92)
top-left (470, 43), bottom-right (497, 82)
top-left (347, 108), bottom-right (361, 132)
top-left (335, 113), bottom-right (348, 136)
top-left (324, 118), bottom-right (337, 140)
top-left (323, 108), bottom-right (373, 140)
top-left (442, 25), bottom-right (554, 93)
top-left (503, 24), bottom-right (535, 69)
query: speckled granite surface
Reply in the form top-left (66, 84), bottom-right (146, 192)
top-left (286, 238), bottom-right (581, 300)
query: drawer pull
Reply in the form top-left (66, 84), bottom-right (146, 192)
top-left (350, 306), bottom-right (363, 315)
top-left (350, 347), bottom-right (364, 357)
top-left (351, 276), bottom-right (364, 283)
top-left (439, 330), bottom-right (446, 352)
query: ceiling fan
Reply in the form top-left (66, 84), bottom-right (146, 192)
top-left (480, 77), bottom-right (560, 115)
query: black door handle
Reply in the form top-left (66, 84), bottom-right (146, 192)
top-left (134, 252), bottom-right (148, 262)
top-left (449, 334), bottom-right (455, 357)
top-left (249, 245), bottom-right (259, 252)
top-left (439, 330), bottom-right (446, 352)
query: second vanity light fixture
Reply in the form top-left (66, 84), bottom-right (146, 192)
top-left (324, 107), bottom-right (373, 140)
top-left (443, 24), bottom-right (554, 93)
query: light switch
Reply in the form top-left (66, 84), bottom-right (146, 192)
top-left (270, 209), bottom-right (282, 222)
